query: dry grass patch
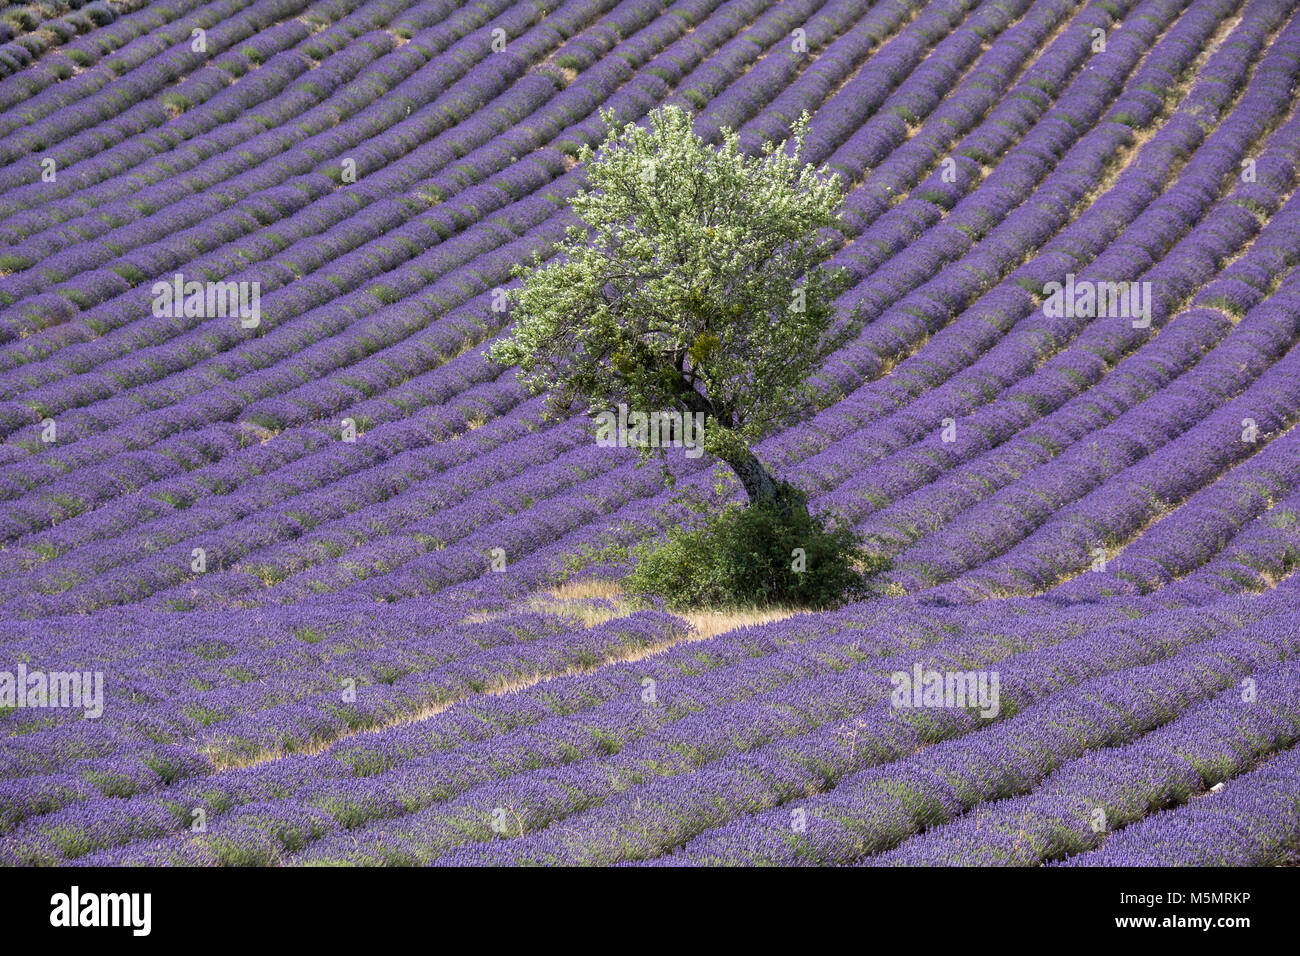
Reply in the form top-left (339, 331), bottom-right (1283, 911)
top-left (678, 604), bottom-right (808, 640)
top-left (464, 579), bottom-right (813, 640)
top-left (530, 578), bottom-right (811, 638)
top-left (237, 421), bottom-right (278, 444)
top-left (526, 577), bottom-right (625, 625)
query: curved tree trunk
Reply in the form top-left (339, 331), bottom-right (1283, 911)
top-left (673, 387), bottom-right (784, 509)
top-left (717, 443), bottom-right (779, 505)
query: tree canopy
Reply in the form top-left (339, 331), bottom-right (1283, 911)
top-left (490, 105), bottom-right (854, 504)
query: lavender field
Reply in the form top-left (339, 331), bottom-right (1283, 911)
top-left (1, 0), bottom-right (1299, 870)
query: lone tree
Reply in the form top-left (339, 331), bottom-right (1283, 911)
top-left (490, 105), bottom-right (854, 508)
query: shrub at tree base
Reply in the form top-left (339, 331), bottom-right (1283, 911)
top-left (625, 483), bottom-right (885, 610)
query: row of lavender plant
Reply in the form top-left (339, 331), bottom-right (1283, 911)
top-left (0, 0), bottom-right (574, 343)
top-left (0, 0), bottom-right (1055, 598)
top-left (681, 0), bottom-right (1258, 541)
top-left (0, 588), bottom-right (1056, 844)
top-left (1054, 742), bottom-right (1300, 866)
top-left (939, 284), bottom-right (1300, 600)
top-left (843, 6), bottom-right (1300, 594)
top-left (780, 0), bottom-right (1292, 543)
top-left (0, 0), bottom-right (795, 344)
top-left (0, 0), bottom-right (284, 119)
top-left (1054, 418), bottom-right (1300, 599)
top-left (0, 0), bottom-right (1128, 442)
top-left (814, 99), bottom-right (1300, 559)
top-left (0, 0), bottom-right (574, 283)
top-left (0, 0), bottom-right (641, 312)
top-left (0, 1), bottom-right (446, 208)
top-left (0, 0), bottom-right (829, 470)
top-left (0, 0), bottom-right (266, 95)
top-left (832, 200), bottom-right (1300, 580)
top-left (0, 0), bottom-right (930, 447)
top-left (1158, 478), bottom-right (1300, 602)
top-left (655, 587), bottom-right (1300, 866)
top-left (0, 0), bottom-right (1118, 535)
top-left (0, 597), bottom-right (1015, 859)
top-left (12, 557), bottom-right (1294, 864)
top-left (89, 0), bottom-right (1248, 613)
top-left (210, 581), bottom-right (1300, 864)
top-left (0, 0), bottom-right (1040, 564)
top-left (0, 1), bottom-right (191, 89)
top-left (869, 657), bottom-right (1300, 864)
top-left (27, 586), bottom-right (1217, 862)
